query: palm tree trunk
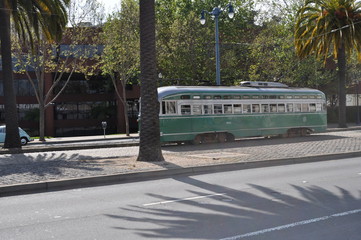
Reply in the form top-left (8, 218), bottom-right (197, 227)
top-left (337, 42), bottom-right (347, 128)
top-left (137, 0), bottom-right (164, 162)
top-left (0, 1), bottom-right (21, 149)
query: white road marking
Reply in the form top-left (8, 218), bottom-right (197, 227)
top-left (143, 193), bottom-right (227, 206)
top-left (220, 209), bottom-right (361, 240)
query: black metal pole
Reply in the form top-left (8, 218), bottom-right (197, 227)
top-left (357, 81), bottom-right (360, 125)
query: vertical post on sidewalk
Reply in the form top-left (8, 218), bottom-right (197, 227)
top-left (101, 121), bottom-right (107, 138)
top-left (357, 81), bottom-right (360, 125)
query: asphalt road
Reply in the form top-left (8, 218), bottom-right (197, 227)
top-left (1, 157), bottom-right (360, 240)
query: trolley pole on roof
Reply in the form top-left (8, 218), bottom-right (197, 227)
top-left (200, 4), bottom-right (234, 86)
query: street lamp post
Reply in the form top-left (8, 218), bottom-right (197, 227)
top-left (201, 4), bottom-right (234, 86)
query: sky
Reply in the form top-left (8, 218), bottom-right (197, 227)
top-left (98, 0), bottom-right (120, 15)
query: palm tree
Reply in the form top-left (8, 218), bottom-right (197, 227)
top-left (137, 0), bottom-right (164, 162)
top-left (295, 0), bottom-right (361, 128)
top-left (0, 0), bottom-right (69, 148)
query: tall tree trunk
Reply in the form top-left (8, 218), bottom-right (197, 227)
top-left (39, 103), bottom-right (46, 141)
top-left (121, 81), bottom-right (130, 136)
top-left (0, 1), bottom-right (21, 149)
top-left (137, 0), bottom-right (164, 162)
top-left (337, 43), bottom-right (347, 128)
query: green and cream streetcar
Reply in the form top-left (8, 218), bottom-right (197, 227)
top-left (156, 81), bottom-right (327, 144)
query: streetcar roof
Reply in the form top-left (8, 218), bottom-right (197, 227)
top-left (158, 86), bottom-right (324, 100)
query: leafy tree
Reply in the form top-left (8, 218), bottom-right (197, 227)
top-left (137, 0), bottom-right (164, 162)
top-left (155, 0), bottom-right (257, 86)
top-left (101, 0), bottom-right (140, 136)
top-left (0, 0), bottom-right (69, 149)
top-left (12, 27), bottom-right (102, 141)
top-left (10, 0), bottom-right (103, 141)
top-left (295, 0), bottom-right (361, 128)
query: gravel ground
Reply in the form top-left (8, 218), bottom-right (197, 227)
top-left (1, 130), bottom-right (361, 186)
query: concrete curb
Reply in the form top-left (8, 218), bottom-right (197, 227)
top-left (30, 136), bottom-right (139, 145)
top-left (2, 150), bottom-right (361, 197)
top-left (0, 142), bottom-right (139, 154)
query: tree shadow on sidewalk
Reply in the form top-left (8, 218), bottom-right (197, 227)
top-left (163, 134), bottom-right (348, 154)
top-left (0, 152), bottom-right (109, 184)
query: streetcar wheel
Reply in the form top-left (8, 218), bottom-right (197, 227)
top-left (218, 133), bottom-right (227, 143)
top-left (301, 128), bottom-right (309, 136)
top-left (226, 133), bottom-right (235, 142)
top-left (193, 135), bottom-right (202, 145)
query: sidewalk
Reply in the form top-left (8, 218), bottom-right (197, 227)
top-left (1, 124), bottom-right (361, 196)
top-left (27, 122), bottom-right (361, 145)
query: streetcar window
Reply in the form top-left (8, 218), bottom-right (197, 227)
top-left (252, 104), bottom-right (260, 113)
top-left (261, 95), bottom-right (269, 99)
top-left (233, 96), bottom-right (241, 99)
top-left (302, 103), bottom-right (309, 112)
top-left (309, 95), bottom-right (316, 99)
top-left (317, 95), bottom-right (322, 99)
top-left (162, 101), bottom-right (177, 115)
top-left (242, 95), bottom-right (250, 99)
top-left (204, 96), bottom-right (212, 99)
top-left (193, 105), bottom-right (202, 115)
top-left (302, 95), bottom-right (308, 99)
top-left (287, 103), bottom-right (293, 112)
top-left (234, 104), bottom-right (242, 113)
top-left (162, 102), bottom-right (166, 114)
top-left (316, 103), bottom-right (323, 112)
top-left (214, 95), bottom-right (222, 99)
top-left (279, 96), bottom-right (285, 99)
top-left (252, 96), bottom-right (259, 99)
top-left (224, 104), bottom-right (233, 114)
top-left (294, 95), bottom-right (300, 99)
top-left (224, 95), bottom-right (232, 99)
top-left (269, 95), bottom-right (277, 99)
top-left (309, 103), bottom-right (316, 112)
top-left (203, 105), bottom-right (212, 114)
top-left (270, 104), bottom-right (277, 112)
top-left (261, 104), bottom-right (269, 113)
top-left (193, 96), bottom-right (201, 99)
top-left (295, 103), bottom-right (301, 112)
top-left (214, 104), bottom-right (223, 114)
top-left (181, 95), bottom-right (190, 99)
top-left (278, 104), bottom-right (285, 112)
top-left (243, 104), bottom-right (251, 113)
top-left (181, 105), bottom-right (191, 115)
top-left (286, 95), bottom-right (293, 99)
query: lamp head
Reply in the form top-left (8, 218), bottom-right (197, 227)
top-left (228, 4), bottom-right (234, 19)
top-left (200, 10), bottom-right (206, 25)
